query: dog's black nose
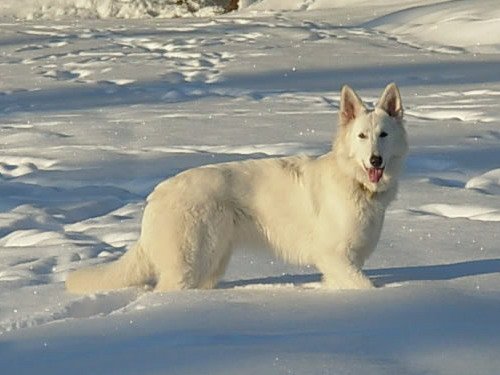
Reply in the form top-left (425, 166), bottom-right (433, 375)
top-left (370, 155), bottom-right (383, 168)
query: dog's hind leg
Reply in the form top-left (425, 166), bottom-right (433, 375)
top-left (197, 210), bottom-right (236, 289)
top-left (150, 246), bottom-right (196, 292)
top-left (142, 215), bottom-right (203, 292)
top-left (153, 241), bottom-right (233, 292)
top-left (200, 247), bottom-right (233, 289)
top-left (148, 202), bottom-right (236, 292)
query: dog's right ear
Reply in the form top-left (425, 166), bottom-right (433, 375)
top-left (339, 85), bottom-right (365, 126)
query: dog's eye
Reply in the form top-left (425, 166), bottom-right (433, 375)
top-left (358, 133), bottom-right (367, 139)
top-left (380, 131), bottom-right (388, 138)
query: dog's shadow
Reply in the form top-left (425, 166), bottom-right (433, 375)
top-left (219, 259), bottom-right (500, 289)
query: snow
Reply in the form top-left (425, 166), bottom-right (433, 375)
top-left (466, 168), bottom-right (500, 195)
top-left (364, 0), bottom-right (500, 54)
top-left (0, 0), bottom-right (228, 19)
top-left (0, 0), bottom-right (499, 374)
top-left (417, 203), bottom-right (500, 222)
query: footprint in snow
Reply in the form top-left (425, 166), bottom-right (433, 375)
top-left (59, 290), bottom-right (140, 319)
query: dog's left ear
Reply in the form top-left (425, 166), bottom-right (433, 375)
top-left (377, 82), bottom-right (403, 120)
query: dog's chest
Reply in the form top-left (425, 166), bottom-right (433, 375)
top-left (341, 195), bottom-right (386, 248)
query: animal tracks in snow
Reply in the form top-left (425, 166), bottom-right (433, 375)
top-left (57, 290), bottom-right (141, 320)
top-left (111, 35), bottom-right (236, 83)
top-left (2, 21), bottom-right (263, 92)
top-left (0, 288), bottom-right (140, 333)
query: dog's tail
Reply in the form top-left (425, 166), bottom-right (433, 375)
top-left (65, 243), bottom-right (154, 294)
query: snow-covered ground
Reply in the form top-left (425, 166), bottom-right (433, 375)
top-left (0, 0), bottom-right (499, 374)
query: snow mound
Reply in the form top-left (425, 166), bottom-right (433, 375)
top-left (466, 169), bottom-right (500, 195)
top-left (417, 204), bottom-right (500, 222)
top-left (0, 0), bottom-right (227, 20)
top-left (364, 0), bottom-right (500, 54)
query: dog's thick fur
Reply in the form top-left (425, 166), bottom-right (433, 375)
top-left (66, 83), bottom-right (408, 293)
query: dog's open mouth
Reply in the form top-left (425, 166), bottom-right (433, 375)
top-left (367, 167), bottom-right (384, 183)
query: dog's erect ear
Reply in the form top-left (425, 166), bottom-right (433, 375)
top-left (377, 82), bottom-right (403, 120)
top-left (339, 85), bottom-right (365, 126)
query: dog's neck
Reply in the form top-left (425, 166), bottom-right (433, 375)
top-left (359, 182), bottom-right (377, 199)
top-left (358, 179), bottom-right (399, 209)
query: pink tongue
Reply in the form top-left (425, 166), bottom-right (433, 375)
top-left (368, 168), bottom-right (384, 183)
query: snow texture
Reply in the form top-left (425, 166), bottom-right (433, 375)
top-left (0, 1), bottom-right (499, 374)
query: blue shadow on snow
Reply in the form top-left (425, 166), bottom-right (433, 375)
top-left (220, 258), bottom-right (500, 288)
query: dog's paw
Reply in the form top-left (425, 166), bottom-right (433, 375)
top-left (322, 277), bottom-right (375, 290)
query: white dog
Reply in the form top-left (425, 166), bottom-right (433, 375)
top-left (66, 83), bottom-right (408, 293)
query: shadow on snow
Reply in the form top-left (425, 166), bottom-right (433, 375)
top-left (220, 258), bottom-right (500, 288)
top-left (1, 61), bottom-right (499, 116)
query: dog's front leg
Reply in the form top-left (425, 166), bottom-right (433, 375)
top-left (315, 252), bottom-right (374, 290)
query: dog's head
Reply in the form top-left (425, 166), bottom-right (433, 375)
top-left (334, 83), bottom-right (408, 193)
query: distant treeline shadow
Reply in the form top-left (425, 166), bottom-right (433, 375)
top-left (219, 259), bottom-right (500, 289)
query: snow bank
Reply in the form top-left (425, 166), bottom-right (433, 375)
top-left (2, 287), bottom-right (500, 375)
top-left (0, 0), bottom-right (227, 19)
top-left (2, 0), bottom-right (499, 56)
top-left (241, 0), bottom-right (432, 12)
top-left (365, 0), bottom-right (500, 54)
top-left (0, 0), bottom-right (438, 19)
